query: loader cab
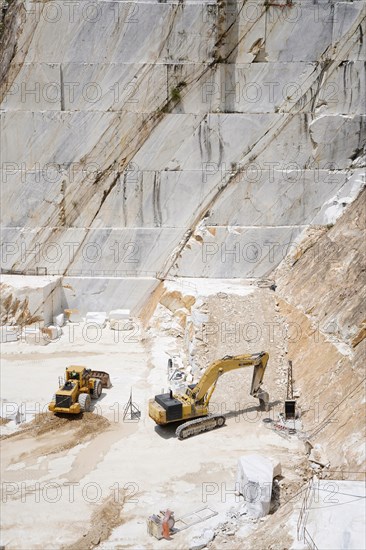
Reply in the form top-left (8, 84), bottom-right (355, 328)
top-left (65, 365), bottom-right (89, 389)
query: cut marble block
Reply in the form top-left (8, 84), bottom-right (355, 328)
top-left (43, 325), bottom-right (62, 340)
top-left (109, 309), bottom-right (131, 320)
top-left (109, 309), bottom-right (133, 330)
top-left (22, 327), bottom-right (49, 346)
top-left (0, 325), bottom-right (19, 343)
top-left (110, 319), bottom-right (134, 331)
top-left (206, 170), bottom-right (351, 227)
top-left (236, 454), bottom-right (281, 518)
top-left (53, 313), bottom-right (65, 327)
top-left (312, 169), bottom-right (365, 225)
top-left (85, 311), bottom-right (107, 327)
top-left (0, 275), bottom-right (63, 326)
top-left (64, 309), bottom-right (83, 323)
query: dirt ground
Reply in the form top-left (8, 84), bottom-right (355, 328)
top-left (0, 281), bottom-right (309, 550)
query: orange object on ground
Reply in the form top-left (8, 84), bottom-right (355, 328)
top-left (162, 509), bottom-right (172, 539)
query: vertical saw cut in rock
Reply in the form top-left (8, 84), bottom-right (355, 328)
top-left (149, 352), bottom-right (270, 439)
top-left (0, 0), bottom-right (365, 546)
top-left (49, 365), bottom-right (111, 415)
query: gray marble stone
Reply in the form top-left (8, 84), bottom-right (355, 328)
top-left (1, 0), bottom-right (365, 309)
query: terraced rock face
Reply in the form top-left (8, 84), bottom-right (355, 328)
top-left (0, 1), bottom-right (365, 312)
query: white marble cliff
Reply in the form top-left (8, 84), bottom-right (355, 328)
top-left (0, 0), bottom-right (365, 312)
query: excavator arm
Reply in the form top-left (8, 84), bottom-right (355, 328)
top-left (148, 351), bottom-right (270, 438)
top-left (188, 352), bottom-right (269, 408)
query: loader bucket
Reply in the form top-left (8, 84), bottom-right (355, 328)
top-left (90, 370), bottom-right (112, 388)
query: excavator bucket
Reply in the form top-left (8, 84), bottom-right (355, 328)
top-left (89, 370), bottom-right (112, 388)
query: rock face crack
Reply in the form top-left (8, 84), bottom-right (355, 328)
top-left (1, 0), bottom-right (365, 282)
top-left (59, 64), bottom-right (65, 111)
top-left (153, 172), bottom-right (162, 227)
top-left (0, 0), bottom-right (26, 93)
top-left (61, 171), bottom-right (121, 275)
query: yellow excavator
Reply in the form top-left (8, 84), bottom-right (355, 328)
top-left (149, 352), bottom-right (269, 439)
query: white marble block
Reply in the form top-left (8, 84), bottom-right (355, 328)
top-left (236, 454), bottom-right (281, 518)
top-left (0, 325), bottom-right (19, 343)
top-left (109, 309), bottom-right (131, 320)
top-left (85, 311), bottom-right (107, 327)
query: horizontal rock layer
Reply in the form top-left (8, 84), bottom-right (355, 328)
top-left (1, 0), bottom-right (365, 307)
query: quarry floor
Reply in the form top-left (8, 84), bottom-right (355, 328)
top-left (1, 281), bottom-right (314, 549)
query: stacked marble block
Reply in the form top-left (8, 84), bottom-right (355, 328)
top-left (1, 1), bottom-right (365, 311)
top-left (85, 310), bottom-right (132, 330)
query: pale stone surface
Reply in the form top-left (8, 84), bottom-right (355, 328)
top-left (0, 325), bottom-right (19, 343)
top-left (312, 169), bottom-right (365, 225)
top-left (43, 325), bottom-right (62, 340)
top-left (0, 275), bottom-right (63, 325)
top-left (53, 313), bottom-right (65, 327)
top-left (0, 4), bottom-right (365, 548)
top-left (0, 225), bottom-right (184, 275)
top-left (15, 2), bottom-right (217, 64)
top-left (22, 327), bottom-right (49, 346)
top-left (62, 276), bottom-right (157, 315)
top-left (1, 0), bottom-right (365, 307)
top-left (236, 454), bottom-right (281, 518)
top-left (205, 170), bottom-right (352, 226)
top-left (308, 444), bottom-right (330, 468)
top-left (85, 311), bottom-right (107, 327)
top-left (172, 226), bottom-right (305, 278)
top-left (109, 309), bottom-right (131, 320)
top-left (303, 480), bottom-right (366, 550)
top-left (65, 309), bottom-right (83, 323)
top-left (7, 58), bottom-right (363, 116)
top-left (189, 528), bottom-right (215, 550)
top-left (109, 319), bottom-right (134, 331)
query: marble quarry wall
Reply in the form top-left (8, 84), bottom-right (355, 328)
top-left (0, 274), bottom-right (63, 325)
top-left (0, 0), bottom-right (365, 312)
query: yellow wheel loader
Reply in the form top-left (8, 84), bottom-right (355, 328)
top-left (49, 365), bottom-right (111, 414)
top-left (149, 352), bottom-right (269, 439)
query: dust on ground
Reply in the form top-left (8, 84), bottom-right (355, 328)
top-left (63, 490), bottom-right (125, 550)
top-left (1, 412), bottom-right (110, 455)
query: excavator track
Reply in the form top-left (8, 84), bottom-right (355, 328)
top-left (176, 414), bottom-right (226, 440)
